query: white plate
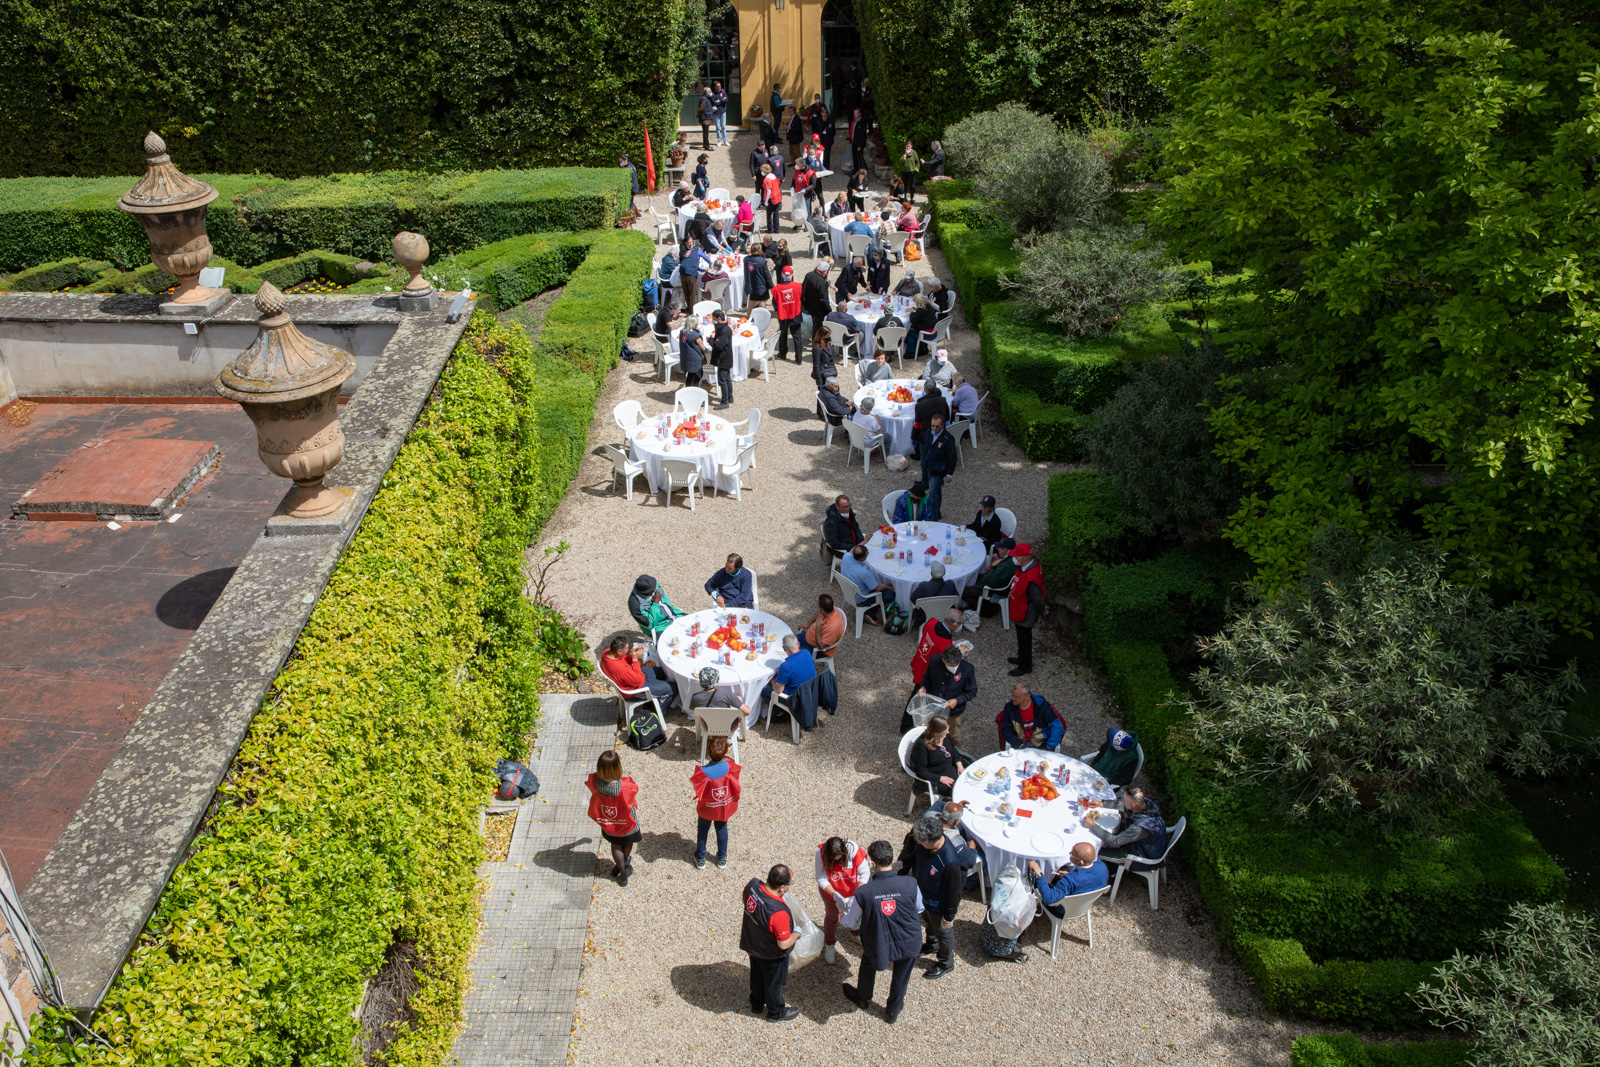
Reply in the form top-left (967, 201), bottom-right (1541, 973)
top-left (1031, 831), bottom-right (1066, 856)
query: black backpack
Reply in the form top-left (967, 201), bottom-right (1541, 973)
top-left (627, 310), bottom-right (651, 338)
top-left (627, 706), bottom-right (666, 751)
top-left (494, 759), bottom-right (540, 799)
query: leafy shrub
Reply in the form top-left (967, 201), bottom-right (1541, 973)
top-left (1080, 547), bottom-right (1244, 662)
top-left (973, 131), bottom-right (1113, 236)
top-left (1002, 223), bottom-right (1176, 335)
top-left (1236, 934), bottom-right (1435, 1029)
top-left (1290, 1033), bottom-right (1472, 1067)
top-left (936, 224), bottom-right (1018, 326)
top-left (0, 256), bottom-right (110, 291)
top-left (1042, 471), bottom-right (1143, 591)
top-left (1077, 338), bottom-right (1241, 537)
top-left (1414, 903), bottom-right (1600, 1067)
top-left (940, 103), bottom-right (1062, 180)
top-left (1182, 532), bottom-right (1580, 826)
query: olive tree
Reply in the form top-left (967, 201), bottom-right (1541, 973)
top-left (1001, 224), bottom-right (1175, 337)
top-left (939, 102), bottom-right (1061, 180)
top-left (973, 130), bottom-right (1112, 235)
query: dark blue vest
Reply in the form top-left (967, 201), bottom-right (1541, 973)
top-left (854, 872), bottom-right (923, 966)
top-left (1128, 798), bottom-right (1167, 861)
top-left (915, 839), bottom-right (960, 912)
top-left (739, 879), bottom-right (792, 958)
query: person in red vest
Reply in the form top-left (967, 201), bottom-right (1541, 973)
top-left (910, 604), bottom-right (965, 686)
top-left (690, 734), bottom-right (742, 869)
top-left (760, 164), bottom-right (783, 234)
top-left (1008, 542), bottom-right (1048, 676)
top-left (741, 864), bottom-right (800, 1020)
top-left (586, 750), bottom-right (640, 886)
top-left (771, 266), bottom-right (804, 362)
top-left (813, 836), bottom-right (872, 963)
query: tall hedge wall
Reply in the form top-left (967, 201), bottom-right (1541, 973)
top-left (854, 0), bottom-right (1170, 148)
top-left (0, 169), bottom-right (629, 272)
top-left (0, 0), bottom-right (700, 178)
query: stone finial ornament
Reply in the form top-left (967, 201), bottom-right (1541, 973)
top-left (215, 283), bottom-right (358, 518)
top-left (117, 132), bottom-right (221, 305)
top-left (391, 231), bottom-right (438, 310)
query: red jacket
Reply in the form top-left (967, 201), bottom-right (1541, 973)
top-left (691, 760), bottom-right (742, 821)
top-left (1010, 561), bottom-right (1045, 625)
top-left (773, 281), bottom-right (802, 320)
top-left (910, 619), bottom-right (955, 685)
top-left (586, 774), bottom-right (639, 836)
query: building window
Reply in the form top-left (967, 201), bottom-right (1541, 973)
top-left (681, 5), bottom-right (742, 127)
top-left (820, 0), bottom-right (863, 118)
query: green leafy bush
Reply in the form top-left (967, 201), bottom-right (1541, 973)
top-left (1003, 224), bottom-right (1176, 336)
top-left (936, 224), bottom-right (1017, 326)
top-left (1080, 547), bottom-right (1244, 662)
top-left (1236, 934), bottom-right (1435, 1029)
top-left (1415, 903), bottom-right (1600, 1067)
top-left (1182, 532), bottom-right (1580, 825)
top-left (973, 128), bottom-right (1113, 236)
top-left (0, 255), bottom-right (111, 291)
top-left (1290, 1034), bottom-right (1472, 1067)
top-left (1042, 471), bottom-right (1144, 591)
top-left (940, 103), bottom-right (1062, 180)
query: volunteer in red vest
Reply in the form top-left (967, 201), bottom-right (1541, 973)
top-left (585, 750), bottom-right (640, 887)
top-left (837, 839), bottom-right (924, 1022)
top-left (814, 837), bottom-right (872, 963)
top-left (910, 605), bottom-right (965, 686)
top-left (690, 735), bottom-right (741, 870)
top-left (741, 864), bottom-right (801, 1021)
top-left (772, 266), bottom-right (804, 362)
top-left (760, 163), bottom-right (783, 234)
top-left (1007, 542), bottom-right (1048, 676)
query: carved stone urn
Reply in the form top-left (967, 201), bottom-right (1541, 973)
top-left (117, 132), bottom-right (220, 305)
top-left (215, 283), bottom-right (357, 518)
top-left (391, 231), bottom-right (437, 310)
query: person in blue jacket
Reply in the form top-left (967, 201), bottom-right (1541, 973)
top-left (705, 553), bottom-right (755, 608)
top-left (996, 681), bottom-right (1064, 750)
top-left (1029, 844), bottom-right (1109, 918)
top-left (892, 482), bottom-right (932, 524)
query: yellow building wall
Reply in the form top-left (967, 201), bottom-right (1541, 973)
top-left (735, 0), bottom-right (825, 123)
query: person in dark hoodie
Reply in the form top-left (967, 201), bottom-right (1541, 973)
top-left (898, 814), bottom-right (963, 980)
top-left (679, 317), bottom-right (706, 388)
top-left (822, 494), bottom-right (865, 569)
top-left (1084, 786), bottom-right (1167, 862)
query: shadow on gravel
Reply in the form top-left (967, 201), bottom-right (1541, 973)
top-left (530, 836), bottom-right (596, 876)
top-left (669, 960), bottom-right (752, 1014)
top-left (635, 829), bottom-right (695, 864)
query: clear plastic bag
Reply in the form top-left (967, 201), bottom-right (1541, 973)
top-left (986, 860), bottom-right (1036, 941)
top-left (886, 453), bottom-right (909, 472)
top-left (783, 891), bottom-right (825, 969)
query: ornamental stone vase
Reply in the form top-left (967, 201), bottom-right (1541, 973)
top-left (117, 132), bottom-right (220, 305)
top-left (215, 283), bottom-right (357, 518)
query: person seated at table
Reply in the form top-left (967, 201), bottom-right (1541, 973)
top-left (908, 561), bottom-right (960, 629)
top-left (735, 195), bottom-right (755, 240)
top-left (843, 215), bottom-right (875, 252)
top-left (909, 716), bottom-right (964, 799)
top-left (656, 249), bottom-right (679, 302)
top-left (927, 278), bottom-right (953, 317)
top-left (759, 633), bottom-right (816, 712)
top-left (743, 245), bottom-right (772, 311)
top-left (996, 681), bottom-right (1064, 751)
top-left (922, 348), bottom-right (956, 390)
top-left (886, 173), bottom-right (907, 202)
top-left (1028, 844), bottom-right (1109, 919)
top-left (904, 296), bottom-right (938, 359)
top-left (835, 256), bottom-right (866, 301)
top-left (652, 300), bottom-right (683, 341)
top-left (823, 494), bottom-right (866, 564)
top-left (963, 536), bottom-right (1017, 614)
top-left (705, 553), bottom-right (755, 608)
top-left (702, 219), bottom-right (728, 254)
top-left (861, 351), bottom-right (895, 386)
top-left (1085, 727), bottom-right (1143, 788)
top-left (852, 396), bottom-right (885, 454)
top-left (866, 248), bottom-right (892, 295)
top-left (814, 335), bottom-right (842, 391)
top-left (628, 574), bottom-right (684, 636)
top-left (600, 635), bottom-right (680, 711)
top-left (892, 481), bottom-right (932, 524)
top-left (841, 543), bottom-right (895, 625)
top-left (872, 299), bottom-right (904, 334)
top-left (967, 495), bottom-right (1003, 551)
top-left (690, 666), bottom-right (750, 719)
top-left (910, 645), bottom-right (977, 741)
top-left (1083, 786), bottom-right (1167, 862)
top-left (671, 180), bottom-right (694, 209)
top-left (825, 301), bottom-right (862, 352)
top-left (692, 153), bottom-right (711, 198)
top-left (894, 269), bottom-right (922, 298)
top-left (686, 205), bottom-right (713, 245)
top-left (799, 593), bottom-right (847, 658)
top-left (927, 799), bottom-right (984, 891)
top-left (828, 190), bottom-right (851, 218)
top-left (950, 372), bottom-right (979, 423)
top-left (897, 201), bottom-right (923, 233)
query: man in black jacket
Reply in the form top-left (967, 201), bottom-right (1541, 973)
top-left (750, 146), bottom-right (770, 197)
top-left (912, 645), bottom-right (978, 742)
top-left (847, 107), bottom-right (869, 172)
top-left (818, 379), bottom-right (855, 424)
top-left (900, 814), bottom-right (963, 980)
top-left (784, 109), bottom-right (804, 163)
top-left (834, 256), bottom-right (865, 301)
top-left (920, 414), bottom-right (958, 520)
top-left (910, 388), bottom-right (950, 459)
top-left (837, 840), bottom-right (923, 1022)
top-left (741, 865), bottom-right (801, 1021)
top-left (800, 261), bottom-right (832, 336)
top-left (758, 112), bottom-right (780, 152)
top-left (708, 310), bottom-right (735, 408)
top-left (825, 301), bottom-right (861, 357)
top-left (822, 495), bottom-right (865, 568)
top-left (818, 114), bottom-right (837, 171)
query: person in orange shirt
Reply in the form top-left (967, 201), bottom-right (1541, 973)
top-left (798, 593), bottom-right (846, 658)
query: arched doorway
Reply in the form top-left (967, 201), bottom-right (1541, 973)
top-left (820, 0), bottom-right (862, 118)
top-left (680, 5), bottom-right (742, 128)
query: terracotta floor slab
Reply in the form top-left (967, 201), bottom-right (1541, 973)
top-left (16, 437), bottom-right (218, 518)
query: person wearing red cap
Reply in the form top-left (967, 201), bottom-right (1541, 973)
top-left (1007, 543), bottom-right (1047, 675)
top-left (772, 266), bottom-right (804, 361)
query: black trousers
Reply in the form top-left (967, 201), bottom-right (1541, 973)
top-left (749, 954), bottom-right (790, 1017)
top-left (716, 367), bottom-right (733, 405)
top-left (922, 909), bottom-right (954, 964)
top-left (765, 202), bottom-right (780, 232)
top-left (776, 317), bottom-right (803, 360)
top-left (1016, 622), bottom-right (1034, 672)
top-left (700, 121), bottom-right (711, 150)
top-left (823, 142), bottom-right (835, 170)
top-left (857, 954), bottom-right (916, 1019)
top-left (684, 370), bottom-right (702, 389)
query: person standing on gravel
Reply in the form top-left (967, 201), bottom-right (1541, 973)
top-left (837, 839), bottom-right (923, 1021)
top-left (814, 837), bottom-right (872, 963)
top-left (690, 735), bottom-right (741, 870)
top-left (742, 864), bottom-right (801, 1021)
top-left (906, 814), bottom-right (962, 980)
top-left (585, 751), bottom-right (640, 887)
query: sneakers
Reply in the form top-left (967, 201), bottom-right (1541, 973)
top-left (1010, 950), bottom-right (1030, 965)
top-left (696, 855), bottom-right (707, 870)
top-left (824, 944), bottom-right (836, 964)
top-left (1008, 666), bottom-right (1032, 677)
top-left (923, 962), bottom-right (954, 980)
top-left (716, 855), bottom-right (728, 870)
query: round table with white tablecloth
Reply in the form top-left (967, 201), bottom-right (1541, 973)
top-left (687, 313), bottom-right (763, 382)
top-left (845, 294), bottom-right (913, 357)
top-left (950, 750), bottom-right (1119, 885)
top-left (673, 252), bottom-right (746, 311)
top-left (628, 413), bottom-right (740, 496)
top-left (851, 378), bottom-right (947, 457)
top-left (863, 521), bottom-right (987, 607)
top-left (675, 197), bottom-right (737, 238)
top-left (827, 210), bottom-right (876, 260)
top-left (655, 609), bottom-right (792, 727)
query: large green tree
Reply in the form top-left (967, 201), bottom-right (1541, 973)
top-left (1149, 0), bottom-right (1600, 632)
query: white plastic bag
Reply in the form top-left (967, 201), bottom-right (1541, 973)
top-left (886, 453), bottom-right (909, 472)
top-left (963, 609), bottom-right (982, 632)
top-left (783, 891), bottom-right (825, 969)
top-left (986, 860), bottom-right (1036, 941)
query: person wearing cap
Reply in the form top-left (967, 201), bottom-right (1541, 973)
top-left (705, 553), bottom-right (755, 608)
top-left (907, 560), bottom-right (959, 629)
top-left (891, 481), bottom-right (932, 524)
top-left (922, 348), bottom-right (955, 390)
top-left (690, 666), bottom-right (750, 721)
top-left (894, 269), bottom-right (922, 298)
top-left (627, 575), bottom-right (684, 636)
top-left (1087, 727), bottom-right (1142, 787)
top-left (919, 414), bottom-right (958, 521)
top-left (967, 496), bottom-right (1003, 551)
top-left (964, 536), bottom-right (1017, 613)
top-left (600, 634), bottom-right (680, 711)
top-left (801, 260), bottom-right (832, 337)
top-left (905, 294), bottom-right (939, 359)
top-left (951, 372), bottom-right (979, 422)
top-left (1007, 543), bottom-right (1048, 676)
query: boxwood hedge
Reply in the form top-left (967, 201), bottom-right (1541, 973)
top-left (1291, 1034), bottom-right (1472, 1067)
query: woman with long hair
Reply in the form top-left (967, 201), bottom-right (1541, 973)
top-left (910, 716), bottom-right (964, 798)
top-left (811, 324), bottom-right (837, 385)
top-left (814, 836), bottom-right (871, 963)
top-left (585, 750), bottom-right (640, 886)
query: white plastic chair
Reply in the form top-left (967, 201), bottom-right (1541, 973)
top-left (884, 231), bottom-right (910, 262)
top-left (882, 490), bottom-right (903, 526)
top-left (978, 575), bottom-right (1014, 630)
top-left (692, 299), bottom-right (721, 318)
top-left (834, 571), bottom-right (883, 639)
top-left (824, 320), bottom-right (861, 362)
top-left (673, 387), bottom-right (711, 417)
top-left (845, 233), bottom-right (872, 261)
top-left (707, 187), bottom-right (731, 202)
top-left (614, 400), bottom-right (645, 442)
top-left (749, 306), bottom-right (772, 338)
top-left (842, 418), bottom-right (886, 472)
top-left (874, 326), bottom-right (907, 370)
top-left (970, 390), bottom-right (990, 444)
top-left (730, 407), bottom-right (761, 449)
top-left (693, 703), bottom-right (744, 762)
top-left (1106, 816), bottom-right (1187, 910)
top-left (706, 277), bottom-right (732, 311)
top-left (747, 345), bottom-right (774, 382)
top-left (913, 593), bottom-right (961, 625)
top-left (650, 207), bottom-right (676, 245)
top-left (995, 507), bottom-right (1017, 538)
top-left (653, 333), bottom-right (681, 383)
top-left (600, 660), bottom-right (668, 734)
top-left (763, 686), bottom-right (805, 744)
top-left (946, 418), bottom-right (973, 467)
top-left (937, 290), bottom-right (958, 322)
top-left (1037, 886), bottom-right (1109, 956)
top-left (816, 391), bottom-right (841, 446)
top-left (602, 444), bottom-right (648, 501)
top-left (1078, 743), bottom-right (1146, 795)
top-left (714, 444), bottom-right (756, 500)
top-left (801, 226), bottom-right (828, 258)
top-left (659, 459), bottom-right (702, 511)
top-left (811, 637), bottom-right (840, 675)
top-left (898, 727), bottom-right (939, 813)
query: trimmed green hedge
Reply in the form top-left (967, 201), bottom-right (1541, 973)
top-left (936, 223), bottom-right (1017, 325)
top-left (1290, 1034), bottom-right (1472, 1067)
top-left (0, 169), bottom-right (629, 271)
top-left (1080, 547), bottom-right (1245, 662)
top-left (1043, 471), bottom-right (1139, 591)
top-left (1236, 935), bottom-right (1436, 1029)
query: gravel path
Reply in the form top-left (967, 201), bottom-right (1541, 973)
top-left (529, 129), bottom-right (1311, 1065)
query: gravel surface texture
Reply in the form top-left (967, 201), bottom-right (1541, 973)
top-left (526, 130), bottom-right (1312, 1065)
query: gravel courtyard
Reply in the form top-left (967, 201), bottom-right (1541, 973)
top-left (527, 130), bottom-right (1313, 1065)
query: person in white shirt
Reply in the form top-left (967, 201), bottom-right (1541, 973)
top-left (923, 348), bottom-right (955, 389)
top-left (852, 395), bottom-right (885, 452)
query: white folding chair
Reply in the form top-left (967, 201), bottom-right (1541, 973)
top-left (673, 387), bottom-right (711, 417)
top-left (652, 333), bottom-right (681, 383)
top-left (659, 458), bottom-right (702, 511)
top-left (1037, 887), bottom-right (1109, 957)
top-left (978, 575), bottom-right (1014, 629)
top-left (914, 327), bottom-right (938, 360)
top-left (995, 507), bottom-right (1017, 538)
top-left (602, 444), bottom-right (648, 501)
top-left (694, 704), bottom-right (744, 762)
top-left (749, 306), bottom-right (772, 338)
top-left (882, 490), bottom-right (903, 526)
top-left (763, 686), bottom-right (805, 744)
top-left (811, 637), bottom-right (840, 675)
top-left (714, 444), bottom-right (756, 500)
top-left (913, 595), bottom-right (961, 627)
top-left (650, 207), bottom-right (676, 245)
top-left (1106, 817), bottom-right (1187, 910)
top-left (842, 418), bottom-right (886, 472)
top-left (707, 186), bottom-right (731, 202)
top-left (820, 520), bottom-right (843, 585)
top-left (801, 226), bottom-right (828, 258)
top-left (834, 571), bottom-right (883, 638)
top-left (613, 400), bottom-right (645, 442)
top-left (884, 231), bottom-right (910, 263)
top-left (816, 391), bottom-right (841, 446)
top-left (970, 390), bottom-right (990, 445)
top-left (1078, 743), bottom-right (1146, 796)
top-left (706, 277), bottom-right (732, 311)
top-left (937, 290), bottom-right (958, 322)
top-left (824, 320), bottom-right (861, 362)
top-left (898, 727), bottom-right (939, 814)
top-left (946, 419), bottom-right (973, 466)
top-left (692, 299), bottom-right (721, 318)
top-left (601, 662), bottom-right (667, 733)
top-left (874, 326), bottom-right (907, 370)
top-left (845, 233), bottom-right (872, 261)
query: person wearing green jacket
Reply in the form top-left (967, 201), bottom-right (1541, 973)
top-left (963, 536), bottom-right (1017, 614)
top-left (628, 574), bottom-right (684, 636)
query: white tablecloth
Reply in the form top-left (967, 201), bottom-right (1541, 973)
top-left (628, 413), bottom-right (740, 495)
top-left (827, 211), bottom-right (877, 259)
top-left (688, 314), bottom-right (762, 382)
top-left (676, 198), bottom-right (737, 238)
top-left (845, 295), bottom-right (912, 357)
top-left (951, 751), bottom-right (1119, 884)
top-left (673, 253), bottom-right (746, 310)
top-left (852, 378), bottom-right (945, 457)
top-left (655, 609), bottom-right (792, 726)
top-left (864, 521), bottom-right (987, 606)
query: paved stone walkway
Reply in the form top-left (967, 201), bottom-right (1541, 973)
top-left (453, 694), bottom-right (616, 1066)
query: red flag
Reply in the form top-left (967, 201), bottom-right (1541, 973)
top-left (643, 124), bottom-right (657, 194)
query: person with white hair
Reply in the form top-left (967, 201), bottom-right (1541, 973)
top-left (926, 277), bottom-right (953, 316)
top-left (923, 348), bottom-right (955, 389)
top-left (758, 632), bottom-right (815, 711)
top-left (852, 395), bottom-right (885, 454)
top-left (907, 560), bottom-right (958, 628)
